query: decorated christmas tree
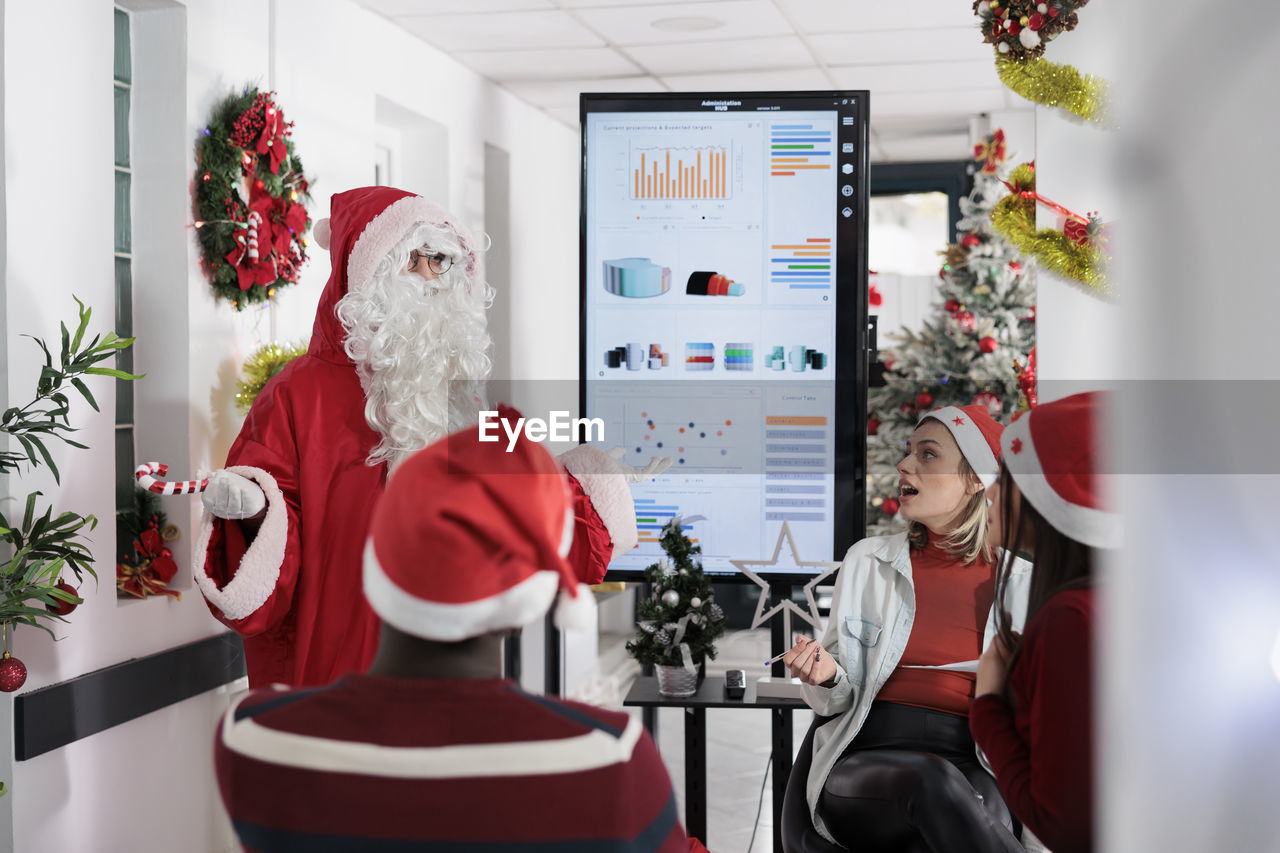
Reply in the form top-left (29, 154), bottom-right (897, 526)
top-left (627, 519), bottom-right (726, 669)
top-left (867, 130), bottom-right (1037, 534)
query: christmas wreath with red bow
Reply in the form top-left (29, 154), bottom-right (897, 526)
top-left (194, 87), bottom-right (313, 310)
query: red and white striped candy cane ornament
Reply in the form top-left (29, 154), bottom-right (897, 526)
top-left (134, 462), bottom-right (209, 496)
top-left (246, 210), bottom-right (262, 262)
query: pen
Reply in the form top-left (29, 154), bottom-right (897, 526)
top-left (764, 644), bottom-right (821, 667)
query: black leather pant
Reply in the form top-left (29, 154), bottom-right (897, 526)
top-left (817, 702), bottom-right (1023, 853)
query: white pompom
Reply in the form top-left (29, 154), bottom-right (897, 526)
top-left (998, 41), bottom-right (1011, 53)
top-left (1019, 28), bottom-right (1040, 48)
top-left (977, 1), bottom-right (991, 14)
top-left (1037, 2), bottom-right (1047, 11)
top-left (553, 583), bottom-right (596, 632)
top-left (314, 217), bottom-right (331, 251)
top-left (690, 597), bottom-right (702, 608)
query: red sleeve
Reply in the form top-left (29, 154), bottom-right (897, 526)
top-left (199, 413), bottom-right (305, 638)
top-left (564, 472), bottom-right (614, 586)
top-left (970, 597), bottom-right (1093, 852)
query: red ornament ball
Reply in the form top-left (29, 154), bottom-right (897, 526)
top-left (953, 310), bottom-right (976, 332)
top-left (0, 655), bottom-right (27, 693)
top-left (867, 416), bottom-right (880, 436)
top-left (46, 579), bottom-right (79, 616)
top-left (979, 336), bottom-right (999, 354)
top-left (915, 391), bottom-right (934, 409)
top-left (944, 298), bottom-right (961, 312)
top-left (961, 233), bottom-right (981, 248)
top-left (881, 497), bottom-right (900, 516)
top-left (899, 402), bottom-right (916, 415)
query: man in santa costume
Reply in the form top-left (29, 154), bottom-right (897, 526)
top-left (215, 418), bottom-right (703, 852)
top-left (194, 186), bottom-right (663, 687)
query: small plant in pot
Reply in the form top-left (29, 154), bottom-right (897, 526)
top-left (0, 297), bottom-right (140, 693)
top-left (626, 518), bottom-right (726, 697)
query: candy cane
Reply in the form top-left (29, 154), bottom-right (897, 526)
top-left (135, 462), bottom-right (208, 496)
top-left (246, 211), bottom-right (262, 262)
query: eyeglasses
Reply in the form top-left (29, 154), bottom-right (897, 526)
top-left (408, 250), bottom-right (453, 277)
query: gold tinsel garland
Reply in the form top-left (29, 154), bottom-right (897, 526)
top-left (235, 341), bottom-right (308, 414)
top-left (995, 54), bottom-right (1112, 126)
top-left (990, 163), bottom-right (1113, 299)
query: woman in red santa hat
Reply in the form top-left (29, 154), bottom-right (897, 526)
top-left (972, 391), bottom-right (1116, 853)
top-left (782, 405), bottom-right (1031, 851)
top-left (194, 186), bottom-right (666, 688)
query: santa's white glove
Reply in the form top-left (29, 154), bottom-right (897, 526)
top-left (201, 470), bottom-right (266, 520)
top-left (606, 447), bottom-right (674, 484)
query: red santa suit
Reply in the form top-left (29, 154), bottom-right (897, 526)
top-left (193, 187), bottom-right (635, 688)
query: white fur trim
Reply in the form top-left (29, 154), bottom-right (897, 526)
top-left (558, 445), bottom-right (637, 558)
top-left (363, 540), bottom-right (558, 641)
top-left (313, 217), bottom-right (331, 251)
top-left (554, 583), bottom-right (596, 632)
top-left (191, 466), bottom-right (289, 621)
top-left (920, 407), bottom-right (999, 487)
top-left (1003, 414), bottom-right (1121, 548)
top-left (347, 196), bottom-right (478, 292)
top-left (221, 691), bottom-right (642, 778)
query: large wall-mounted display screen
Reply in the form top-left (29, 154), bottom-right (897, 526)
top-left (580, 91), bottom-right (869, 581)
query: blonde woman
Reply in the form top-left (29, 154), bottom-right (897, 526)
top-left (783, 405), bottom-right (1030, 851)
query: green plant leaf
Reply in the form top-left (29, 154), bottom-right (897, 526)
top-left (22, 493), bottom-right (39, 531)
top-left (83, 367), bottom-right (144, 380)
top-left (71, 295), bottom-right (90, 352)
top-left (70, 378), bottom-right (99, 412)
top-left (60, 322), bottom-right (71, 368)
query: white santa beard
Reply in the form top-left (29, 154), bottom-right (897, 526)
top-left (338, 271), bottom-right (492, 468)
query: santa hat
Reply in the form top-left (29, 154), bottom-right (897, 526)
top-left (362, 406), bottom-right (593, 642)
top-left (313, 186), bottom-right (479, 294)
top-left (1002, 391), bottom-right (1119, 548)
top-left (918, 405), bottom-right (1004, 488)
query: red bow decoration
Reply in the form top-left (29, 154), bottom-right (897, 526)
top-left (973, 129), bottom-right (1007, 174)
top-left (116, 522), bottom-right (181, 600)
top-left (256, 104), bottom-right (288, 174)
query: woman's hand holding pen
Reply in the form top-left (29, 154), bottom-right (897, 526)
top-left (780, 635), bottom-right (837, 686)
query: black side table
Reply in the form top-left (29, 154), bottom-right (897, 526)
top-left (624, 675), bottom-right (809, 851)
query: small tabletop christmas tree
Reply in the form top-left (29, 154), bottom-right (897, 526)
top-left (627, 518), bottom-right (726, 671)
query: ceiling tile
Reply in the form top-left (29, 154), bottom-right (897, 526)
top-left (454, 47), bottom-right (643, 80)
top-left (810, 27), bottom-right (991, 66)
top-left (575, 0), bottom-right (794, 46)
top-left (872, 88), bottom-right (1006, 119)
top-left (625, 35), bottom-right (812, 76)
top-left (829, 60), bottom-right (999, 93)
top-left (357, 0), bottom-right (553, 14)
top-left (658, 67), bottom-right (833, 92)
top-left (503, 75), bottom-right (666, 109)
top-left (544, 105), bottom-right (584, 127)
top-left (776, 0), bottom-right (979, 33)
top-left (395, 10), bottom-right (603, 52)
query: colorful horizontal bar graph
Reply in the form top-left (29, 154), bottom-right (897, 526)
top-left (771, 237), bottom-right (833, 290)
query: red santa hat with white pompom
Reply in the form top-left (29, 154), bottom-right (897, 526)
top-left (362, 406), bottom-right (593, 641)
top-left (918, 404), bottom-right (1005, 488)
top-left (1002, 391), bottom-right (1120, 548)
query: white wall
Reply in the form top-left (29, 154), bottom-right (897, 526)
top-left (1025, 27), bottom-right (1120, 400)
top-left (1, 0), bottom-right (583, 849)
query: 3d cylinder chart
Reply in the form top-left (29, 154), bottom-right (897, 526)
top-left (724, 343), bottom-right (754, 371)
top-left (604, 342), bottom-right (669, 370)
top-left (686, 271), bottom-right (744, 296)
top-left (765, 345), bottom-right (827, 371)
top-left (684, 342), bottom-right (715, 370)
top-left (603, 258), bottom-right (671, 297)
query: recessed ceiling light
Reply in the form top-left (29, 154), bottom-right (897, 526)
top-left (651, 15), bottom-right (724, 32)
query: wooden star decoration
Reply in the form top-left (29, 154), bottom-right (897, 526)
top-left (730, 521), bottom-right (842, 633)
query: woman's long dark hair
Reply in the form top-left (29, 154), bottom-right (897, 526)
top-left (992, 464), bottom-right (1095, 657)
